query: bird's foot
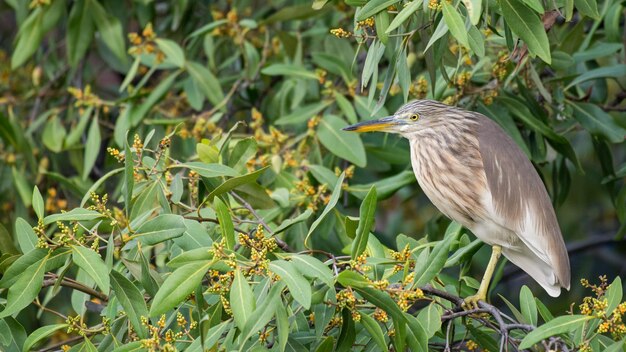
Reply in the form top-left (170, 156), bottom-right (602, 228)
top-left (462, 294), bottom-right (485, 310)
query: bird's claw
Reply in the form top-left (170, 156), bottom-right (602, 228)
top-left (462, 294), bottom-right (484, 310)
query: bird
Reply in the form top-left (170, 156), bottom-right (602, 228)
top-left (343, 99), bottom-right (570, 307)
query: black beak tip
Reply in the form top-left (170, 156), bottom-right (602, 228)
top-left (342, 126), bottom-right (356, 131)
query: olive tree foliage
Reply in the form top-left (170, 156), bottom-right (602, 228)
top-left (0, 0), bottom-right (625, 351)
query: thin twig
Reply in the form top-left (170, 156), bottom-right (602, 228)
top-left (42, 276), bottom-right (108, 302)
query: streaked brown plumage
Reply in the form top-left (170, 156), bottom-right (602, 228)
top-left (344, 99), bottom-right (570, 302)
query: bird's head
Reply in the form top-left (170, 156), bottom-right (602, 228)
top-left (343, 100), bottom-right (457, 138)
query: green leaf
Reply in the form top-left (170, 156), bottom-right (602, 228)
top-left (305, 172), bottom-right (345, 247)
top-left (574, 0), bottom-right (600, 19)
top-left (360, 314), bottom-right (389, 352)
top-left (21, 324), bottom-right (68, 352)
top-left (89, 0), bottom-right (126, 63)
top-left (604, 340), bottom-right (625, 352)
top-left (500, 0), bottom-right (551, 63)
top-left (11, 10), bottom-right (44, 69)
top-left (214, 198), bottom-right (235, 250)
top-left (520, 285), bottom-right (538, 325)
top-left (0, 248), bottom-right (47, 288)
top-left (197, 143), bottom-right (219, 164)
top-left (44, 208), bottom-right (104, 225)
top-left (269, 260), bottom-right (312, 309)
top-left (129, 214), bottom-right (187, 245)
top-left (315, 336), bottom-right (335, 352)
top-left (230, 269), bottom-right (255, 330)
top-left (130, 71), bottom-right (181, 125)
top-left (385, 1), bottom-right (420, 33)
top-left (206, 166), bottom-right (269, 201)
top-left (0, 254), bottom-right (47, 318)
top-left (15, 218), bottom-right (38, 254)
top-left (519, 315), bottom-right (596, 349)
top-left (290, 254), bottom-right (334, 287)
top-left (42, 115), bottom-right (66, 153)
top-left (571, 103), bottom-right (626, 143)
top-left (467, 26), bottom-right (485, 57)
top-left (174, 162), bottom-right (238, 178)
top-left (336, 308), bottom-right (356, 351)
top-left (414, 222), bottom-right (461, 286)
top-left (566, 65), bottom-right (626, 89)
top-left (261, 64), bottom-right (318, 80)
top-left (318, 115), bottom-right (366, 167)
top-left (605, 276), bottom-right (622, 316)
top-left (357, 0), bottom-right (399, 20)
top-left (124, 140), bottom-right (134, 217)
top-left (186, 61), bottom-right (224, 106)
top-left (334, 92), bottom-right (358, 124)
top-left (405, 313), bottom-right (428, 352)
top-left (203, 321), bottom-right (230, 348)
top-left (346, 170), bottom-right (416, 200)
top-left (352, 186), bottom-right (377, 259)
top-left (441, 2), bottom-right (469, 48)
top-left (66, 0), bottom-right (95, 67)
top-left (155, 38), bottom-right (185, 68)
top-left (274, 209), bottom-right (314, 234)
top-left (82, 116), bottom-right (101, 180)
top-left (275, 302), bottom-right (289, 352)
top-left (32, 186), bottom-right (44, 220)
top-left (72, 245), bottom-right (110, 293)
top-left (110, 271), bottom-right (149, 338)
top-left (240, 282), bottom-right (286, 341)
top-left (535, 297), bottom-right (554, 322)
top-left (521, 0), bottom-right (545, 13)
top-left (417, 303), bottom-right (442, 338)
top-left (149, 260), bottom-right (213, 317)
top-left (275, 101), bottom-right (332, 125)
top-left (362, 40), bottom-right (385, 90)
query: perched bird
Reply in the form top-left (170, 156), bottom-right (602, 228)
top-left (343, 100), bottom-right (570, 307)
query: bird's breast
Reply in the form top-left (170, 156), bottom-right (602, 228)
top-left (409, 135), bottom-right (489, 229)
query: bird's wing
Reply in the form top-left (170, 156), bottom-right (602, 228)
top-left (477, 116), bottom-right (570, 289)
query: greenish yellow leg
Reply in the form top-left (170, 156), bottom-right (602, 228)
top-left (463, 245), bottom-right (502, 309)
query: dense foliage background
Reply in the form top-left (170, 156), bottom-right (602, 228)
top-left (0, 0), bottom-right (625, 351)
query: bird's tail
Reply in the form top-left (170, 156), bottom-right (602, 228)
top-left (501, 247), bottom-right (567, 297)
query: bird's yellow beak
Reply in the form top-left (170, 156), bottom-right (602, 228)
top-left (342, 116), bottom-right (397, 133)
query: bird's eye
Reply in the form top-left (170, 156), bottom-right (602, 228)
top-left (410, 114), bottom-right (419, 121)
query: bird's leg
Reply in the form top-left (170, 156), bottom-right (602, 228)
top-left (463, 245), bottom-right (502, 310)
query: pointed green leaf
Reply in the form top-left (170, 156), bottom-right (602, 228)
top-left (214, 197), bottom-right (235, 250)
top-left (360, 313), bottom-right (389, 352)
top-left (21, 324), bottom-right (68, 352)
top-left (72, 245), bottom-right (110, 293)
top-left (82, 116), bottom-right (101, 180)
top-left (318, 115), bottom-right (366, 167)
top-left (32, 186), bottom-right (44, 220)
top-left (519, 315), bottom-right (596, 349)
top-left (110, 271), bottom-right (149, 338)
top-left (230, 269), bottom-right (255, 330)
top-left (43, 208), bottom-right (104, 225)
top-left (414, 222), bottom-right (460, 286)
top-left (500, 0), bottom-right (551, 63)
top-left (352, 186), bottom-right (377, 259)
top-left (520, 285), bottom-right (538, 325)
top-left (269, 260), bottom-right (312, 309)
top-left (441, 2), bottom-right (469, 48)
top-left (290, 254), bottom-right (334, 287)
top-left (130, 214), bottom-right (187, 245)
top-left (0, 254), bottom-right (47, 318)
top-left (150, 260), bottom-right (213, 317)
top-left (305, 172), bottom-right (345, 247)
top-left (386, 1), bottom-right (420, 33)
